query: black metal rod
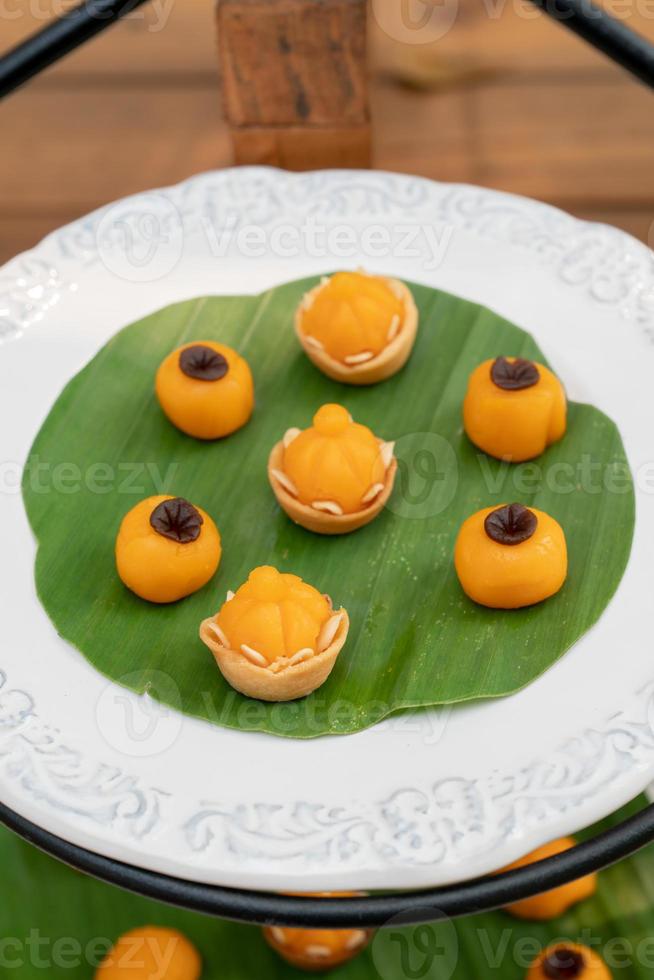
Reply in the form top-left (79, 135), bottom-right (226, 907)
top-left (529, 0), bottom-right (654, 87)
top-left (2, 800), bottom-right (654, 927)
top-left (0, 0), bottom-right (150, 99)
top-left (2, 0), bottom-right (654, 100)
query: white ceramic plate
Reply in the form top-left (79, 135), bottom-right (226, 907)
top-left (1, 167), bottom-right (654, 893)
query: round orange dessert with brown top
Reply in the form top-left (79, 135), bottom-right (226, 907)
top-left (454, 502), bottom-right (567, 609)
top-left (200, 565), bottom-right (349, 701)
top-left (463, 356), bottom-right (566, 462)
top-left (95, 926), bottom-right (201, 979)
top-left (526, 943), bottom-right (612, 980)
top-left (500, 837), bottom-right (597, 920)
top-left (116, 495), bottom-right (221, 603)
top-left (295, 271), bottom-right (418, 384)
top-left (263, 894), bottom-right (372, 972)
top-left (268, 403), bottom-right (397, 534)
top-left (155, 340), bottom-right (254, 439)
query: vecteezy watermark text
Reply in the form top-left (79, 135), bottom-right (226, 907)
top-left (372, 920), bottom-right (654, 978)
top-left (370, 0), bottom-right (654, 47)
top-left (0, 0), bottom-right (174, 31)
top-left (93, 198), bottom-right (456, 282)
top-left (4, 457), bottom-right (178, 496)
top-left (6, 447), bottom-right (642, 501)
top-left (0, 930), bottom-right (189, 974)
top-left (0, 932), bottom-right (111, 971)
top-left (201, 215), bottom-right (454, 272)
top-left (95, 670), bottom-right (452, 756)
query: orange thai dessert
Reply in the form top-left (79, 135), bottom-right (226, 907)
top-left (268, 403), bottom-right (397, 534)
top-left (463, 356), bottom-right (566, 462)
top-left (115, 495), bottom-right (221, 603)
top-left (200, 565), bottom-right (349, 701)
top-left (295, 271), bottom-right (419, 384)
top-left (263, 894), bottom-right (372, 971)
top-left (155, 340), bottom-right (254, 439)
top-left (454, 503), bottom-right (567, 609)
top-left (95, 926), bottom-right (201, 979)
top-left (500, 837), bottom-right (597, 919)
top-left (526, 944), bottom-right (611, 980)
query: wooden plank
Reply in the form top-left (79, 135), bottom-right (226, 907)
top-left (372, 80), bottom-right (479, 183)
top-left (472, 75), bottom-right (654, 202)
top-left (2, 0), bottom-right (218, 76)
top-left (218, 0), bottom-right (368, 126)
top-left (3, 75), bottom-right (654, 210)
top-left (7, 0), bottom-right (654, 78)
top-left (369, 0), bottom-right (654, 75)
top-left (372, 75), bottom-right (654, 205)
top-left (0, 81), bottom-right (472, 206)
top-left (0, 89), bottom-right (231, 213)
top-left (0, 217), bottom-right (63, 266)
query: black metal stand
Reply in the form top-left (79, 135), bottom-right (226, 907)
top-left (2, 800), bottom-right (654, 927)
top-left (533, 0), bottom-right (654, 88)
top-left (2, 0), bottom-right (654, 98)
top-left (0, 0), bottom-right (149, 98)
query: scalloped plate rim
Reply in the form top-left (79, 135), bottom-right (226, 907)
top-left (0, 166), bottom-right (653, 893)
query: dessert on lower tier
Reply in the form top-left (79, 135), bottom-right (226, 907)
top-left (295, 270), bottom-right (419, 384)
top-left (500, 837), bottom-right (597, 919)
top-left (95, 926), bottom-right (201, 979)
top-left (155, 340), bottom-right (254, 439)
top-left (268, 403), bottom-right (397, 534)
top-left (463, 356), bottom-right (566, 461)
top-left (263, 895), bottom-right (372, 971)
top-left (115, 495), bottom-right (221, 603)
top-left (526, 944), bottom-right (611, 980)
top-left (200, 565), bottom-right (349, 701)
top-left (454, 502), bottom-right (567, 609)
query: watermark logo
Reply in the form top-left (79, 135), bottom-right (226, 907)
top-left (372, 910), bottom-right (459, 980)
top-left (96, 193), bottom-right (184, 283)
top-left (370, 0), bottom-right (654, 45)
top-left (94, 204), bottom-right (453, 280)
top-left (95, 669), bottom-right (183, 758)
top-left (387, 431), bottom-right (459, 519)
top-left (7, 446), bottom-right (639, 504)
top-left (371, 0), bottom-right (461, 45)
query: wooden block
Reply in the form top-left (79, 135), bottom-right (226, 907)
top-left (231, 124), bottom-right (371, 169)
top-left (218, 0), bottom-right (369, 126)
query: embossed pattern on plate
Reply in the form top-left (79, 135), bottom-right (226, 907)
top-left (1, 168), bottom-right (653, 891)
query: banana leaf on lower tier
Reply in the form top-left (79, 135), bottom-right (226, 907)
top-left (2, 797), bottom-right (654, 978)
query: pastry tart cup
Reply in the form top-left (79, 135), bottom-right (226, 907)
top-left (200, 609), bottom-right (349, 702)
top-left (267, 440), bottom-right (397, 535)
top-left (294, 276), bottom-right (418, 385)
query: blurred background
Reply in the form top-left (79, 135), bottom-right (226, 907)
top-left (2, 0), bottom-right (654, 266)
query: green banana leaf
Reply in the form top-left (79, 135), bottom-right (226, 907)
top-left (23, 276), bottom-right (634, 737)
top-left (1, 797), bottom-right (652, 978)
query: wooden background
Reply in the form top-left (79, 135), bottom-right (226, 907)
top-left (2, 0), bottom-right (654, 264)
